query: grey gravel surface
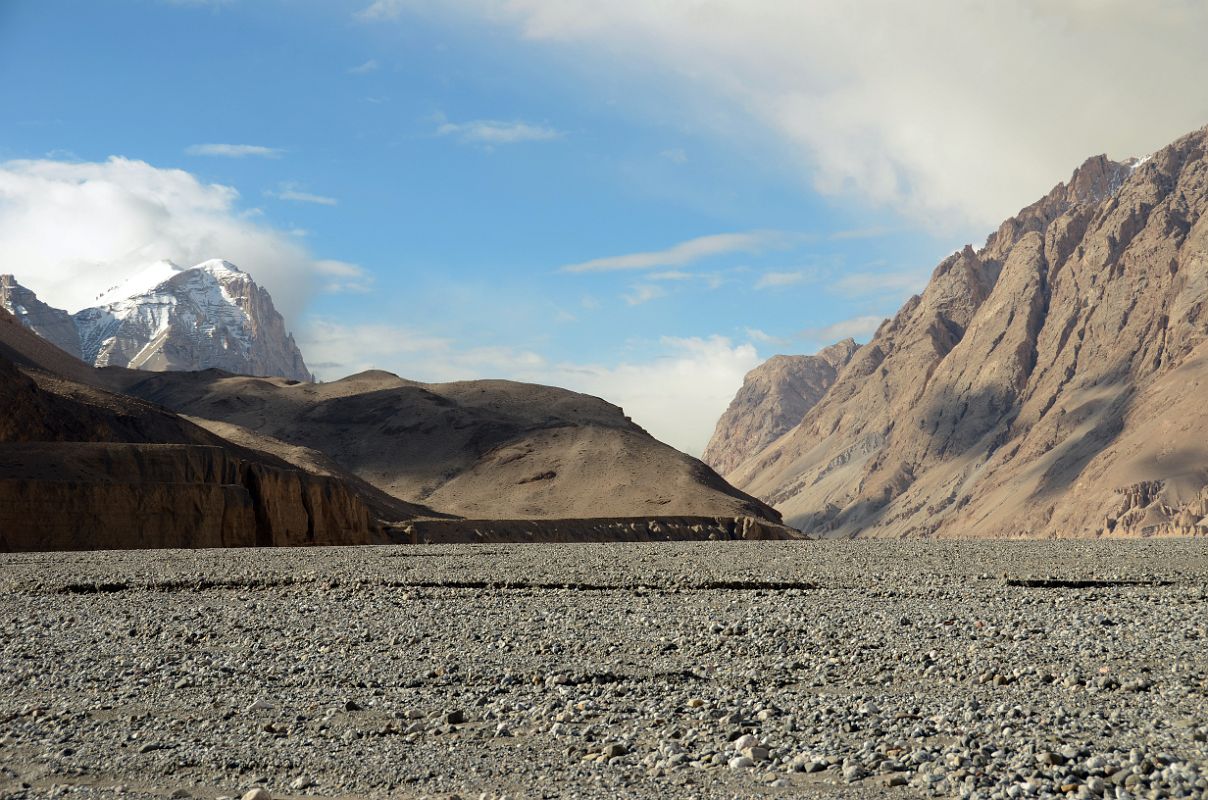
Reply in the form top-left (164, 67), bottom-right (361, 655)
top-left (1, 540), bottom-right (1207, 800)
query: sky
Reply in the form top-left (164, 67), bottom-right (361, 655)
top-left (2, 1), bottom-right (1207, 455)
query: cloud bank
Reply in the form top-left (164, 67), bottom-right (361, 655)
top-left (370, 0), bottom-right (1208, 228)
top-left (0, 156), bottom-right (330, 318)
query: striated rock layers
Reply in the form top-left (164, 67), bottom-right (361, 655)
top-left (703, 339), bottom-right (858, 478)
top-left (729, 124), bottom-right (1208, 538)
top-left (2, 260), bottom-right (312, 382)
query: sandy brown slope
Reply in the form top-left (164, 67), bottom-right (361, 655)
top-left (114, 368), bottom-right (785, 523)
top-left (730, 124), bottom-right (1208, 538)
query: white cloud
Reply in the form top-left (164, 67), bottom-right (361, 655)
top-left (0, 156), bottom-right (333, 318)
top-left (561, 231), bottom-right (781, 273)
top-left (315, 259), bottom-right (374, 293)
top-left (268, 184), bottom-right (338, 206)
top-left (348, 58), bottom-right (380, 75)
top-left (301, 320), bottom-right (760, 455)
top-left (754, 270), bottom-right (806, 290)
top-left (380, 1), bottom-right (1208, 228)
top-left (622, 284), bottom-right (665, 306)
top-left (546, 335), bottom-right (761, 455)
top-left (436, 117), bottom-right (564, 145)
top-left (184, 143), bottom-right (282, 158)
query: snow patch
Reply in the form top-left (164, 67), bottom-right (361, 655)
top-left (1130, 153), bottom-right (1153, 172)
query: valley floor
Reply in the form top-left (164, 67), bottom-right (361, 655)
top-left (1, 541), bottom-right (1207, 800)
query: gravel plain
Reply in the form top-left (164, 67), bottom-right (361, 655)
top-left (1, 540), bottom-right (1207, 800)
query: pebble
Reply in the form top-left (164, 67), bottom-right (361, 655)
top-left (0, 541), bottom-right (1205, 800)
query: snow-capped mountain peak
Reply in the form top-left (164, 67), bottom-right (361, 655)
top-left (2, 260), bottom-right (312, 382)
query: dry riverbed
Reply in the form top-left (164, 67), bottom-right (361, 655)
top-left (1, 541), bottom-right (1207, 800)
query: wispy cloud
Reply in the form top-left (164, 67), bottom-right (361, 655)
top-left (315, 259), bottom-right (373, 293)
top-left (184, 143), bottom-right (282, 159)
top-left (660, 147), bottom-right (688, 164)
top-left (803, 315), bottom-right (885, 343)
top-left (355, 0), bottom-right (405, 20)
top-left (348, 58), bottom-right (380, 75)
top-left (436, 116), bottom-right (564, 145)
top-left (399, 3), bottom-right (1208, 228)
top-left (562, 231), bottom-right (783, 273)
top-left (267, 184), bottom-right (338, 206)
top-left (646, 270), bottom-right (694, 281)
top-left (744, 327), bottom-right (786, 345)
top-left (755, 270), bottom-right (807, 290)
top-left (622, 284), bottom-right (666, 306)
top-left (829, 225), bottom-right (897, 241)
top-left (833, 269), bottom-right (928, 298)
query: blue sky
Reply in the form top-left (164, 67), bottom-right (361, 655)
top-left (2, 0), bottom-right (1206, 453)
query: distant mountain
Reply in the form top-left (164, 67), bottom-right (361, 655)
top-left (117, 368), bottom-right (789, 527)
top-left (702, 338), bottom-right (858, 478)
top-left (1, 260), bottom-right (312, 382)
top-left (0, 275), bottom-right (82, 360)
top-left (722, 124), bottom-right (1208, 538)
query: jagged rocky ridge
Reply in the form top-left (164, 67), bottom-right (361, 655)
top-left (1, 260), bottom-right (312, 382)
top-left (703, 339), bottom-right (858, 478)
top-left (728, 125), bottom-right (1208, 538)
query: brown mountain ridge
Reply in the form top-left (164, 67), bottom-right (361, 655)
top-left (723, 124), bottom-right (1208, 538)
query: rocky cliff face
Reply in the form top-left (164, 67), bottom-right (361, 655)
top-left (730, 125), bottom-right (1208, 538)
top-left (703, 339), bottom-right (858, 478)
top-left (0, 307), bottom-right (380, 552)
top-left (3, 260), bottom-right (312, 382)
top-left (0, 443), bottom-right (376, 551)
top-left (0, 275), bottom-right (83, 360)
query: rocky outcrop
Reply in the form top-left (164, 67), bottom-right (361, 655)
top-left (730, 124), bottom-right (1208, 538)
top-left (0, 443), bottom-right (378, 552)
top-left (0, 275), bottom-right (83, 360)
top-left (703, 339), bottom-right (858, 478)
top-left (4, 260), bottom-right (312, 382)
